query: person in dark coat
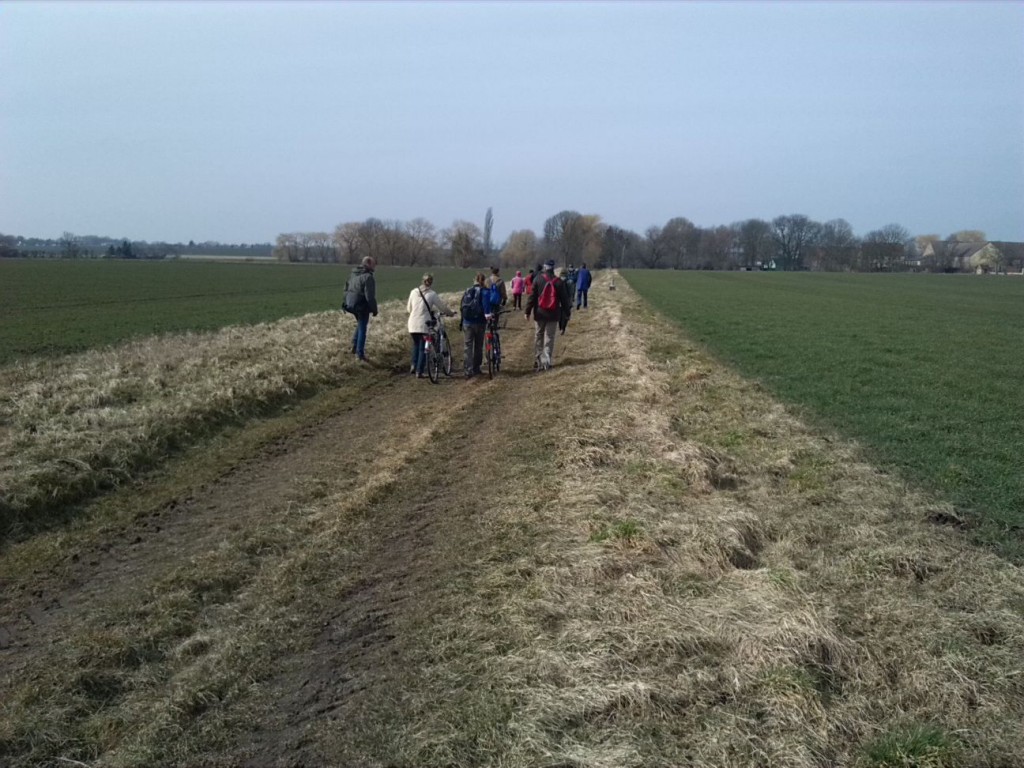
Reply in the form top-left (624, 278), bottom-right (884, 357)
top-left (343, 256), bottom-right (378, 362)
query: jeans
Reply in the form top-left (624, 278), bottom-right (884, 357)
top-left (351, 311), bottom-right (370, 358)
top-left (463, 323), bottom-right (484, 375)
top-left (512, 293), bottom-right (523, 309)
top-left (410, 332), bottom-right (426, 374)
top-left (577, 288), bottom-right (588, 309)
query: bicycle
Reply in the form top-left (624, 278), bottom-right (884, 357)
top-left (424, 311), bottom-right (454, 383)
top-left (485, 310), bottom-right (505, 379)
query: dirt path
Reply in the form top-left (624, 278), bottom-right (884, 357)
top-left (3, 273), bottom-right (1024, 768)
top-left (0, 300), bottom-right (604, 765)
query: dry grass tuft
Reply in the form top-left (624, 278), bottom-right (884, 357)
top-left (0, 298), bottom-right (433, 540)
top-left (435, 272), bottom-right (1024, 767)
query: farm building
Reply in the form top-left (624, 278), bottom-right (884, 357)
top-left (913, 240), bottom-right (1024, 273)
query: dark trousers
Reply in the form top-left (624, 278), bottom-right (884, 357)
top-left (577, 288), bottom-right (588, 309)
top-left (463, 323), bottom-right (484, 375)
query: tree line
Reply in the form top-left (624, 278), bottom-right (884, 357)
top-left (273, 212), bottom-right (1019, 273)
top-left (0, 233), bottom-right (273, 260)
top-left (4, 216), bottom-right (1014, 272)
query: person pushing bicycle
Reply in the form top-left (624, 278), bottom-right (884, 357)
top-left (407, 273), bottom-right (454, 378)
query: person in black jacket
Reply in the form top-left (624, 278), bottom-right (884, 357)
top-left (343, 256), bottom-right (378, 362)
top-left (524, 260), bottom-right (572, 371)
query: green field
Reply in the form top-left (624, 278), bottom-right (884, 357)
top-left (624, 270), bottom-right (1024, 560)
top-left (0, 260), bottom-right (473, 364)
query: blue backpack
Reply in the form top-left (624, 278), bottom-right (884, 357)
top-left (461, 285), bottom-right (485, 323)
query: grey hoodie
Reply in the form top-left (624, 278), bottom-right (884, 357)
top-left (344, 265), bottom-right (378, 315)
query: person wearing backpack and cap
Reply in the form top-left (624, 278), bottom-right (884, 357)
top-left (460, 271), bottom-right (498, 379)
top-left (525, 260), bottom-right (572, 371)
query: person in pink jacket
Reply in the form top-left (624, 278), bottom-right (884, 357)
top-left (510, 270), bottom-right (526, 309)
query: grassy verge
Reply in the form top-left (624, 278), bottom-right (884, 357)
top-left (0, 292), bottom-right (461, 543)
top-left (0, 260), bottom-right (474, 363)
top-left (623, 270), bottom-right (1024, 561)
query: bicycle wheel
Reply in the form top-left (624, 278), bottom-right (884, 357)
top-left (427, 335), bottom-right (441, 383)
top-left (486, 336), bottom-right (495, 379)
top-left (440, 331), bottom-right (453, 376)
top-left (493, 333), bottom-right (501, 372)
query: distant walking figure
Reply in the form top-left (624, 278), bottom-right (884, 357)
top-left (510, 270), bottom-right (525, 310)
top-left (576, 263), bottom-right (592, 309)
top-left (343, 256), bottom-right (378, 362)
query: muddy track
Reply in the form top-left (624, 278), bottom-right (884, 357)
top-left (238, 315), bottom-right (587, 766)
top-left (1, 303), bottom-right (600, 765)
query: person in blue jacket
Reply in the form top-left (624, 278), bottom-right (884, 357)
top-left (460, 271), bottom-right (499, 378)
top-left (576, 262), bottom-right (593, 309)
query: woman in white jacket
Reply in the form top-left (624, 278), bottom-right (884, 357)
top-left (406, 274), bottom-right (453, 378)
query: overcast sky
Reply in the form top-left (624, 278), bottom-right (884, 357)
top-left (2, 0), bottom-right (1022, 244)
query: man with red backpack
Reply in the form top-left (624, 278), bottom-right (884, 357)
top-left (524, 260), bottom-right (572, 371)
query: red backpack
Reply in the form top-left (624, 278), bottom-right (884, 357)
top-left (538, 275), bottom-right (560, 312)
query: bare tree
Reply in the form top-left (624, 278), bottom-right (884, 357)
top-left (579, 215), bottom-right (605, 266)
top-left (601, 225), bottom-right (639, 269)
top-left (771, 215), bottom-right (820, 270)
top-left (378, 220), bottom-right (408, 266)
top-left (59, 231), bottom-right (81, 259)
top-left (445, 220), bottom-right (483, 267)
top-left (641, 225), bottom-right (667, 268)
top-left (0, 234), bottom-right (18, 258)
top-left (697, 225), bottom-right (734, 270)
top-left (660, 217), bottom-right (698, 269)
top-left (733, 219), bottom-right (772, 270)
top-left (815, 219), bottom-right (858, 271)
top-left (543, 210), bottom-right (585, 266)
top-left (406, 218), bottom-right (437, 267)
top-left (273, 233), bottom-right (301, 262)
top-left (307, 232), bottom-right (335, 263)
top-left (500, 229), bottom-right (539, 269)
top-left (863, 223), bottom-right (910, 271)
top-left (358, 218), bottom-right (387, 266)
top-left (333, 222), bottom-right (363, 264)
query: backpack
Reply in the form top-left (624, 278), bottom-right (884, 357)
top-left (461, 285), bottom-right (485, 323)
top-left (538, 275), bottom-right (560, 312)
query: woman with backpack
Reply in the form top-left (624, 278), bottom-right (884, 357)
top-left (524, 260), bottom-right (572, 371)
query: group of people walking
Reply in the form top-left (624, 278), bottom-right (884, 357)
top-left (343, 257), bottom-right (594, 376)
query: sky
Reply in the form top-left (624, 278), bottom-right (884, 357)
top-left (2, 0), bottom-right (1022, 245)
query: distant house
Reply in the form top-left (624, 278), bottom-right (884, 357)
top-left (916, 241), bottom-right (1024, 273)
